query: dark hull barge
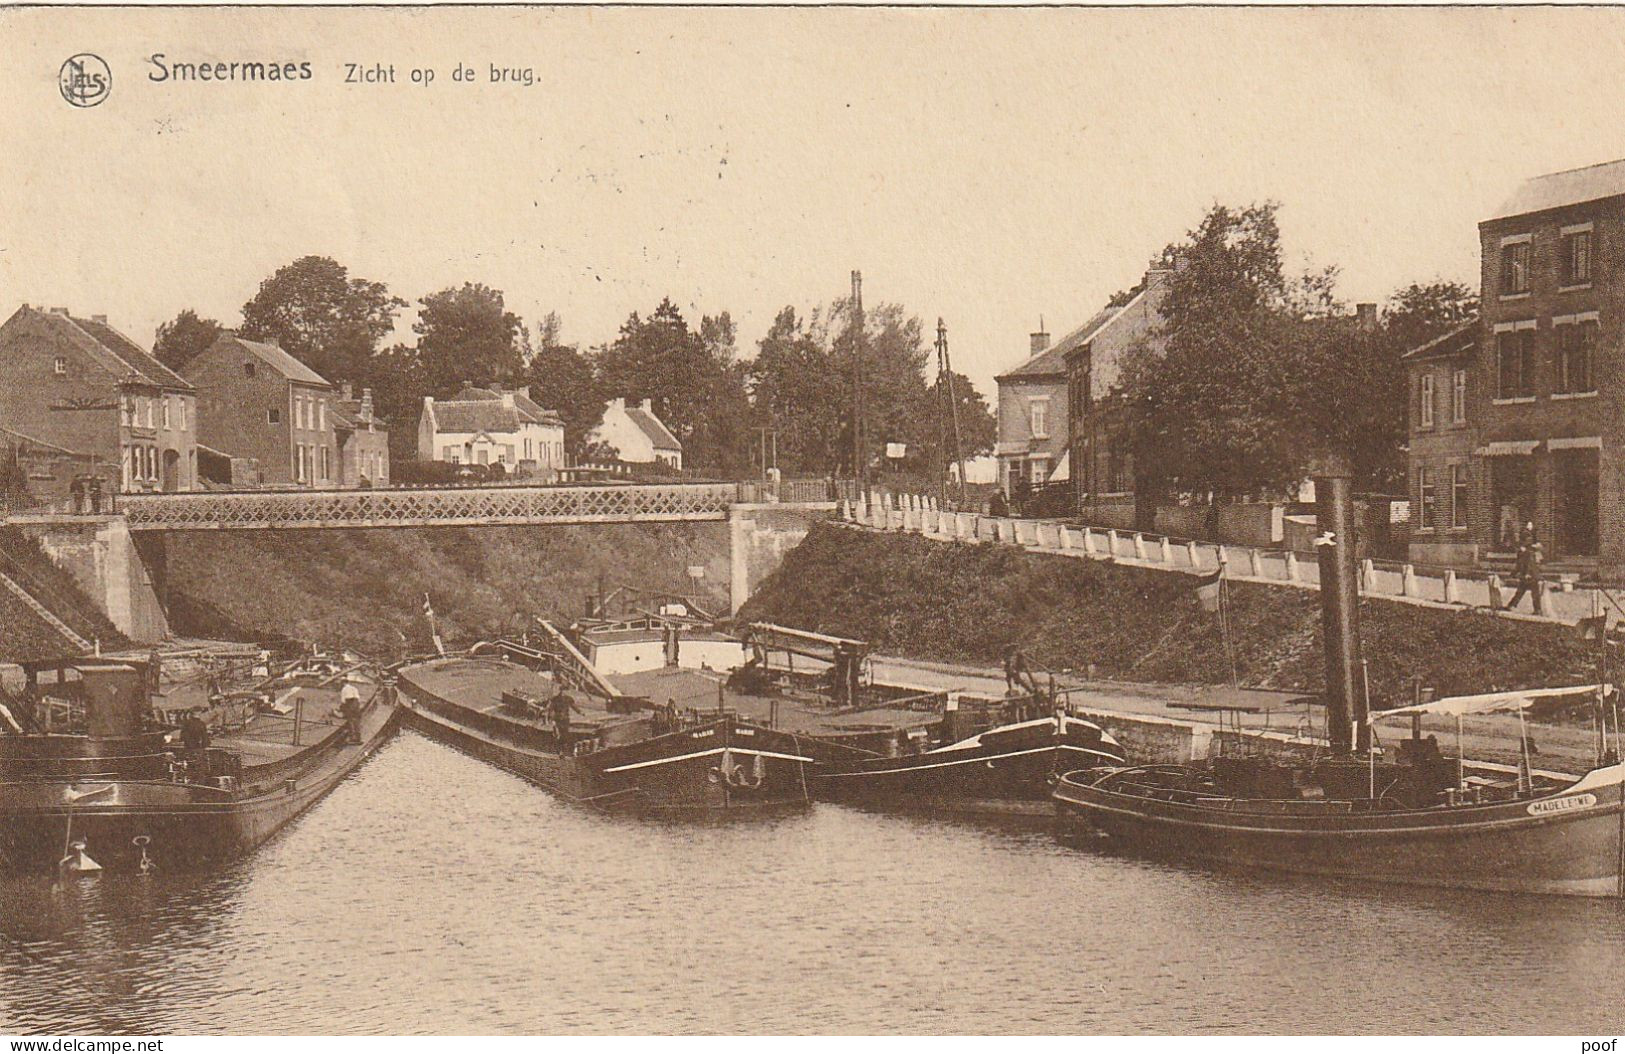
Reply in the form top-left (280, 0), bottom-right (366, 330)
top-left (1, 659), bottom-right (399, 872)
top-left (397, 655), bottom-right (844, 813)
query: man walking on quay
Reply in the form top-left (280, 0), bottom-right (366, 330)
top-left (1507, 522), bottom-right (1545, 615)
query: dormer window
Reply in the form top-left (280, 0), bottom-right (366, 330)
top-left (244, 362), bottom-right (257, 379)
top-left (53, 357), bottom-right (67, 375)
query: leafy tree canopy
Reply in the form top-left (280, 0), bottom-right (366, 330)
top-left (413, 282), bottom-right (524, 395)
top-left (152, 309), bottom-right (222, 372)
top-left (239, 256), bottom-right (405, 385)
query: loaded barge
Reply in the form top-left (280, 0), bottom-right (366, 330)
top-left (0, 656), bottom-right (398, 872)
top-left (395, 631), bottom-right (847, 813)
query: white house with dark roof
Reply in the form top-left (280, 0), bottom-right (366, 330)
top-left (417, 386), bottom-right (565, 478)
top-left (590, 398), bottom-right (683, 470)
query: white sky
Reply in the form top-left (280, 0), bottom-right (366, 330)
top-left (3, 6), bottom-right (1623, 397)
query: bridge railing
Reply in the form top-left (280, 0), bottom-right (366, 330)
top-left (116, 482), bottom-right (742, 530)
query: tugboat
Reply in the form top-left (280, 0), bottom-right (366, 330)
top-left (1053, 459), bottom-right (1625, 898)
top-left (395, 626), bottom-right (838, 813)
top-left (0, 654), bottom-right (398, 872)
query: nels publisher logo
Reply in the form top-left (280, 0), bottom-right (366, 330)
top-left (59, 53), bottom-right (111, 107)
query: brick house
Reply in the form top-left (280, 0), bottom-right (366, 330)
top-left (1063, 269), bottom-right (1172, 515)
top-left (1402, 321), bottom-right (1478, 568)
top-left (1406, 158), bottom-right (1625, 578)
top-left (0, 305), bottom-right (198, 494)
top-left (182, 333), bottom-right (340, 488)
top-left (332, 383), bottom-right (390, 487)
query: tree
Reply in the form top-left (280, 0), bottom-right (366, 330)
top-left (521, 313), bottom-right (608, 455)
top-left (922, 369), bottom-right (997, 477)
top-left (1116, 202), bottom-right (1327, 502)
top-left (749, 307), bottom-right (845, 476)
top-left (596, 298), bottom-right (750, 475)
top-left (1382, 281), bottom-right (1478, 355)
top-left (413, 283), bottom-right (524, 395)
top-left (239, 256), bottom-right (405, 384)
top-left (152, 309), bottom-right (222, 371)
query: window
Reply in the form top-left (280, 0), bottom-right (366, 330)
top-left (53, 357), bottom-right (66, 375)
top-left (1452, 369), bottom-right (1468, 424)
top-left (1029, 399), bottom-right (1049, 439)
top-left (1557, 321), bottom-right (1597, 394)
top-left (1450, 464), bottom-right (1469, 529)
top-left (318, 400), bottom-right (326, 432)
top-left (122, 395), bottom-right (135, 427)
top-left (1419, 374), bottom-right (1435, 428)
top-left (1418, 467), bottom-right (1437, 530)
top-left (1501, 240), bottom-right (1531, 295)
top-left (268, 408), bottom-right (281, 425)
top-left (161, 398), bottom-right (171, 430)
top-left (1562, 228), bottom-right (1593, 286)
top-left (320, 445), bottom-right (330, 482)
top-left (524, 438), bottom-right (533, 460)
top-left (444, 446), bottom-right (460, 464)
top-left (1496, 329), bottom-right (1535, 398)
top-left (178, 400), bottom-right (188, 431)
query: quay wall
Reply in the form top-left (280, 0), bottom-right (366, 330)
top-left (19, 518), bottom-right (168, 642)
top-left (739, 521), bottom-right (1604, 706)
top-left (1078, 709), bottom-right (1206, 765)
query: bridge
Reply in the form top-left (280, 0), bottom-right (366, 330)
top-left (110, 482), bottom-right (747, 531)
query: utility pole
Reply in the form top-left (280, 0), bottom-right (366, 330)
top-left (936, 318), bottom-right (966, 508)
top-left (851, 270), bottom-right (865, 488)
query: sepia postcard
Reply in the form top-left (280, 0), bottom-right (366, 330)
top-left (2, 2), bottom-right (1624, 1042)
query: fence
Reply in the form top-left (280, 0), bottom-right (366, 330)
top-left (839, 490), bottom-right (1607, 628)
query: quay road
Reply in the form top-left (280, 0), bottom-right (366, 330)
top-left (847, 654), bottom-right (1599, 777)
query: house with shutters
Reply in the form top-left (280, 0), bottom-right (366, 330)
top-left (417, 386), bottom-right (566, 479)
top-left (0, 305), bottom-right (199, 495)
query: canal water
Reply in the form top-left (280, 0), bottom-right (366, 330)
top-left (3, 732), bottom-right (1622, 1035)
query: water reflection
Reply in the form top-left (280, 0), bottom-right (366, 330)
top-left (3, 733), bottom-right (1622, 1034)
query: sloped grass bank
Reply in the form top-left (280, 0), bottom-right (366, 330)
top-left (737, 523), bottom-right (1598, 703)
top-left (168, 523), bottom-right (731, 656)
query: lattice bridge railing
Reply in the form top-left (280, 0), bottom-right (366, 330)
top-left (117, 483), bottom-right (740, 531)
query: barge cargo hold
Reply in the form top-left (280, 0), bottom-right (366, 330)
top-left (396, 656), bottom-right (845, 813)
top-left (1, 659), bottom-right (399, 872)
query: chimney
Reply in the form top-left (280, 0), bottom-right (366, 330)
top-left (501, 391), bottom-right (515, 409)
top-left (640, 398), bottom-right (653, 413)
top-left (1356, 303), bottom-right (1379, 332)
top-left (340, 381), bottom-right (353, 401)
top-left (361, 388), bottom-right (373, 418)
top-left (51, 307), bottom-right (69, 316)
top-left (1029, 329), bottom-right (1049, 356)
top-left (91, 314), bottom-right (107, 324)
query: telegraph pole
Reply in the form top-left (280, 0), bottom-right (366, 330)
top-left (936, 319), bottom-right (967, 508)
top-left (851, 270), bottom-right (865, 488)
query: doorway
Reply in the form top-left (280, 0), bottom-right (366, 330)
top-left (1553, 448), bottom-right (1600, 558)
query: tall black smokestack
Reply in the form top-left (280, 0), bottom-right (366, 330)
top-left (1314, 455), bottom-right (1365, 754)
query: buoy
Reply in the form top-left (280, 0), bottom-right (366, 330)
top-left (60, 838), bottom-right (101, 874)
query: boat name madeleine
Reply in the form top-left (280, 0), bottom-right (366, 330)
top-left (1527, 793), bottom-right (1599, 817)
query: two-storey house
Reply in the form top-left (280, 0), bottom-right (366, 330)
top-left (0, 305), bottom-right (198, 495)
top-left (333, 383), bottom-right (390, 488)
top-left (1403, 321), bottom-right (1479, 567)
top-left (994, 330), bottom-right (1065, 498)
top-left (183, 333), bottom-right (340, 487)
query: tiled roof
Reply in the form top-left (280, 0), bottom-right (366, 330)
top-left (624, 404), bottom-right (681, 450)
top-left (1401, 319), bottom-right (1480, 361)
top-left (997, 274), bottom-right (1171, 383)
top-left (430, 401), bottom-right (530, 435)
top-left (1490, 158), bottom-right (1625, 221)
top-left (70, 316), bottom-right (193, 390)
top-left (214, 335), bottom-right (332, 388)
top-left (9, 307), bottom-right (192, 391)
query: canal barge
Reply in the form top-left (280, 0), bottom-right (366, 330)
top-left (593, 620), bottom-right (1126, 815)
top-left (395, 646), bottom-right (847, 813)
top-left (1052, 463), bottom-right (1625, 898)
top-left (0, 657), bottom-right (398, 872)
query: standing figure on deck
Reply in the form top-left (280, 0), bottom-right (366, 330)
top-left (1507, 523), bottom-right (1545, 615)
top-left (339, 678), bottom-right (364, 745)
top-left (180, 709), bottom-right (210, 755)
top-left (550, 691), bottom-right (583, 754)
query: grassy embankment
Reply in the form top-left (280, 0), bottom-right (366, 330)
top-left (737, 522), bottom-right (1600, 705)
top-left (167, 523), bottom-right (731, 656)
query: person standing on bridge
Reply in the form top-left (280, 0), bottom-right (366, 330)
top-left (1507, 522), bottom-right (1545, 615)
